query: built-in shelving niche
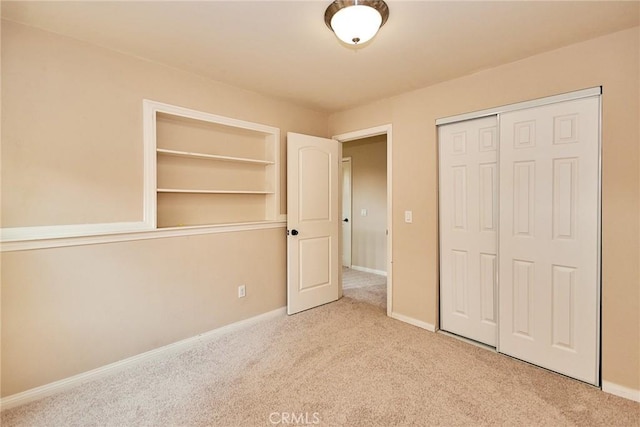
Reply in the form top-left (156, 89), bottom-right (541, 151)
top-left (150, 104), bottom-right (280, 228)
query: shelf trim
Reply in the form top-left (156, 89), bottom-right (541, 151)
top-left (157, 189), bottom-right (274, 194)
top-left (156, 148), bottom-right (274, 165)
top-left (1, 221), bottom-right (287, 252)
top-left (147, 99), bottom-right (280, 135)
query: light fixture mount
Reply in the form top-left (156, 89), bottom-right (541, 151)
top-left (324, 0), bottom-right (389, 46)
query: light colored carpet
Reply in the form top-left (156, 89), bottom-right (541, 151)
top-left (342, 267), bottom-right (386, 290)
top-left (2, 282), bottom-right (638, 426)
top-left (341, 267), bottom-right (386, 312)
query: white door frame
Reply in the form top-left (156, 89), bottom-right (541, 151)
top-left (341, 157), bottom-right (352, 268)
top-left (333, 125), bottom-right (393, 317)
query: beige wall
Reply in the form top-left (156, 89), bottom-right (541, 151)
top-left (342, 135), bottom-right (387, 272)
top-left (329, 27), bottom-right (640, 391)
top-left (1, 20), bottom-right (326, 227)
top-left (2, 229), bottom-right (286, 396)
top-left (0, 21), bottom-right (328, 396)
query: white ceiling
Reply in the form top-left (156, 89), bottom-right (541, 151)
top-left (2, 1), bottom-right (639, 113)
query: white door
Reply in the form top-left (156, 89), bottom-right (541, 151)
top-left (498, 96), bottom-right (600, 385)
top-left (342, 157), bottom-right (352, 267)
top-left (439, 116), bottom-right (498, 346)
top-left (287, 132), bottom-right (340, 315)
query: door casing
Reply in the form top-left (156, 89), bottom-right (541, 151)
top-left (333, 125), bottom-right (393, 317)
top-left (341, 157), bottom-right (352, 268)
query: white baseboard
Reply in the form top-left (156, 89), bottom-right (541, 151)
top-left (350, 265), bottom-right (387, 277)
top-left (1, 307), bottom-right (286, 411)
top-left (390, 312), bottom-right (436, 332)
top-left (602, 381), bottom-right (640, 402)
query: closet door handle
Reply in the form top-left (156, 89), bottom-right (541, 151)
top-left (343, 218), bottom-right (349, 222)
top-left (290, 229), bottom-right (299, 236)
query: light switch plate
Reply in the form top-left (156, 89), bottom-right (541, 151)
top-left (405, 210), bottom-right (413, 223)
top-left (361, 208), bottom-right (368, 216)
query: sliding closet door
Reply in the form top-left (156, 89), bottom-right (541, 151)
top-left (498, 96), bottom-right (600, 385)
top-left (439, 116), bottom-right (498, 346)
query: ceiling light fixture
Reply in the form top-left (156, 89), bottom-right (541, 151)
top-left (324, 0), bottom-right (389, 46)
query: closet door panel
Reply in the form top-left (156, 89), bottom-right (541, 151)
top-left (439, 116), bottom-right (498, 346)
top-left (498, 96), bottom-right (600, 385)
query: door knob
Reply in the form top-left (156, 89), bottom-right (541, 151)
top-left (343, 218), bottom-right (349, 222)
top-left (291, 229), bottom-right (299, 236)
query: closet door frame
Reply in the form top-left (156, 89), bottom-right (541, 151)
top-left (436, 87), bottom-right (601, 127)
top-left (436, 86), bottom-right (602, 385)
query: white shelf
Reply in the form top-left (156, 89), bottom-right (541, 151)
top-left (156, 148), bottom-right (273, 165)
top-left (157, 189), bottom-right (274, 195)
top-left (145, 99), bottom-right (281, 228)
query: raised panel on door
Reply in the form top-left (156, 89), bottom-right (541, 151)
top-left (498, 96), bottom-right (600, 385)
top-left (439, 116), bottom-right (498, 346)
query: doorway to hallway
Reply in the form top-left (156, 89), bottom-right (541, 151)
top-left (335, 125), bottom-right (391, 315)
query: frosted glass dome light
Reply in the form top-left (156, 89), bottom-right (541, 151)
top-left (331, 5), bottom-right (381, 45)
top-left (325, 1), bottom-right (389, 46)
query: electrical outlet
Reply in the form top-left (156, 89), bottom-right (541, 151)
top-left (238, 285), bottom-right (246, 298)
